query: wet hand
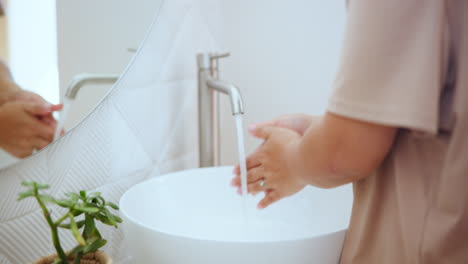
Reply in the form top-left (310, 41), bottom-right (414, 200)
top-left (232, 126), bottom-right (307, 209)
top-left (231, 114), bottom-right (317, 186)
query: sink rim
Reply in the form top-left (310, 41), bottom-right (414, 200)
top-left (120, 166), bottom-right (349, 244)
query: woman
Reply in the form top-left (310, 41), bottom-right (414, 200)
top-left (232, 1), bottom-right (468, 263)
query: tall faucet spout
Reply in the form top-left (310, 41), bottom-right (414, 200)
top-left (197, 52), bottom-right (244, 167)
top-left (206, 77), bottom-right (244, 115)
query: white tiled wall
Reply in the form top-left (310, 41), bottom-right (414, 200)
top-left (217, 1), bottom-right (346, 164)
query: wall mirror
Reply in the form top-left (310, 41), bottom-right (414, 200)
top-left (0, 0), bottom-right (162, 169)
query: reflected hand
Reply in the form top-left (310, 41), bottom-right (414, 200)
top-left (5, 90), bottom-right (63, 126)
top-left (0, 102), bottom-right (57, 158)
top-left (232, 126), bottom-right (307, 209)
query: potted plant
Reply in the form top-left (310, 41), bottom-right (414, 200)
top-left (18, 181), bottom-right (122, 264)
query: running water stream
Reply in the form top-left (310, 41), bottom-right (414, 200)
top-left (234, 114), bottom-right (249, 229)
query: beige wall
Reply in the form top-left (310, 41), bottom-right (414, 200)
top-left (0, 16), bottom-right (7, 61)
top-left (0, 0), bottom-right (7, 61)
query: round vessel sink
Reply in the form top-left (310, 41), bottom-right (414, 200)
top-left (120, 166), bottom-right (352, 264)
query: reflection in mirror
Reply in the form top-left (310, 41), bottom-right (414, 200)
top-left (0, 0), bottom-right (159, 169)
top-left (53, 74), bottom-right (119, 141)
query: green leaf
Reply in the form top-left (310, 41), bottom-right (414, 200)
top-left (88, 196), bottom-right (105, 207)
top-left (22, 181), bottom-right (49, 190)
top-left (94, 227), bottom-right (102, 239)
top-left (106, 202), bottom-right (119, 210)
top-left (55, 199), bottom-right (74, 208)
top-left (97, 196), bottom-right (106, 205)
top-left (69, 213), bottom-right (86, 246)
top-left (17, 190), bottom-right (34, 200)
top-left (103, 208), bottom-right (117, 227)
top-left (72, 210), bottom-right (84, 217)
top-left (113, 214), bottom-right (123, 223)
top-left (74, 206), bottom-right (99, 213)
top-left (79, 190), bottom-right (86, 199)
top-left (21, 181), bottom-right (35, 187)
top-left (83, 238), bottom-right (107, 255)
top-left (85, 227), bottom-right (102, 241)
top-left (68, 245), bottom-right (85, 257)
top-left (85, 236), bottom-right (99, 244)
top-left (21, 181), bottom-right (32, 187)
top-left (95, 213), bottom-right (113, 225)
top-left (65, 192), bottom-right (80, 202)
top-left (35, 183), bottom-right (50, 190)
top-left (38, 194), bottom-right (56, 204)
top-left (83, 215), bottom-right (96, 238)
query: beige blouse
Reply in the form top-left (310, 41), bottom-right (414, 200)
top-left (328, 0), bottom-right (468, 263)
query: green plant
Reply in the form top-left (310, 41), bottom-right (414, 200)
top-left (18, 181), bottom-right (122, 264)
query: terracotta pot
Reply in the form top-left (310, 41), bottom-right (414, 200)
top-left (33, 251), bottom-right (112, 264)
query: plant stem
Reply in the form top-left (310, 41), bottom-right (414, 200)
top-left (55, 213), bottom-right (69, 226)
top-left (34, 191), bottom-right (67, 260)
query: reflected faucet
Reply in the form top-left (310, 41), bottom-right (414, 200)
top-left (53, 73), bottom-right (120, 141)
top-left (65, 73), bottom-right (119, 100)
top-left (197, 52), bottom-right (244, 167)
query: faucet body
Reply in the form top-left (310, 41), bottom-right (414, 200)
top-left (197, 53), bottom-right (244, 167)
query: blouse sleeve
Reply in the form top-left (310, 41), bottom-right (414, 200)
top-left (328, 0), bottom-right (448, 133)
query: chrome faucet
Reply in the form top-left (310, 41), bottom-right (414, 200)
top-left (197, 52), bottom-right (244, 167)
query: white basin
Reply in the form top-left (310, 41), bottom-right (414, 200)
top-left (120, 166), bottom-right (352, 264)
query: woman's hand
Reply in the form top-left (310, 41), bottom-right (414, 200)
top-left (232, 113), bottom-right (317, 174)
top-left (249, 113), bottom-right (317, 136)
top-left (231, 126), bottom-right (307, 209)
top-left (0, 102), bottom-right (57, 158)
